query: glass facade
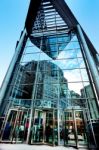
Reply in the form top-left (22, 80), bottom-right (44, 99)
top-left (0, 0), bottom-right (99, 149)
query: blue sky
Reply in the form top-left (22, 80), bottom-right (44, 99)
top-left (0, 0), bottom-right (99, 86)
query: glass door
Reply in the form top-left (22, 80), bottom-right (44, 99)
top-left (0, 108), bottom-right (29, 143)
top-left (1, 109), bottom-right (18, 141)
top-left (12, 108), bottom-right (30, 143)
top-left (64, 110), bottom-right (77, 147)
top-left (74, 110), bottom-right (88, 148)
top-left (64, 109), bottom-right (88, 148)
top-left (31, 109), bottom-right (44, 143)
top-left (31, 109), bottom-right (54, 145)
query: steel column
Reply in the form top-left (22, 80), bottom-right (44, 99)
top-left (0, 29), bottom-right (27, 106)
top-left (77, 24), bottom-right (99, 104)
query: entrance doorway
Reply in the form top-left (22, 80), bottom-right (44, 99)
top-left (0, 107), bottom-right (30, 143)
top-left (31, 109), bottom-right (55, 145)
top-left (64, 108), bottom-right (88, 148)
top-left (1, 107), bottom-right (97, 148)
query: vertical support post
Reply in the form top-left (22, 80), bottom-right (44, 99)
top-left (64, 111), bottom-right (66, 146)
top-left (53, 109), bottom-right (55, 146)
top-left (43, 111), bottom-right (46, 143)
top-left (57, 70), bottom-right (60, 146)
top-left (77, 24), bottom-right (99, 104)
top-left (26, 38), bottom-right (42, 144)
top-left (26, 60), bottom-right (39, 144)
top-left (57, 109), bottom-right (60, 145)
top-left (72, 109), bottom-right (78, 148)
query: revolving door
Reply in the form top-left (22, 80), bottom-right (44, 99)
top-left (0, 107), bottom-right (30, 143)
top-left (30, 109), bottom-right (58, 145)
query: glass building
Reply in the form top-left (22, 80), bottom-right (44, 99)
top-left (0, 0), bottom-right (99, 149)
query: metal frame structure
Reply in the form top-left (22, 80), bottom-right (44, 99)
top-left (0, 0), bottom-right (99, 149)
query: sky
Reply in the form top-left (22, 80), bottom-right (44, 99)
top-left (0, 0), bottom-right (99, 87)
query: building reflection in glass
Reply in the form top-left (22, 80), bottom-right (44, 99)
top-left (0, 0), bottom-right (99, 147)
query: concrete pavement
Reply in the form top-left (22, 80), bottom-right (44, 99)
top-left (0, 144), bottom-right (88, 150)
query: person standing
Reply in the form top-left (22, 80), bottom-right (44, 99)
top-left (19, 124), bottom-right (24, 142)
top-left (45, 124), bottom-right (51, 142)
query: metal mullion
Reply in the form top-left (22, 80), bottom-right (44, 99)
top-left (45, 27), bottom-right (57, 31)
top-left (56, 22), bottom-right (66, 26)
top-left (45, 18), bottom-right (55, 22)
top-left (45, 16), bottom-right (56, 20)
top-left (45, 11), bottom-right (61, 19)
top-left (44, 9), bottom-right (55, 13)
top-left (55, 9), bottom-right (60, 145)
top-left (42, 3), bottom-right (52, 7)
top-left (45, 13), bottom-right (56, 18)
top-left (82, 109), bottom-right (89, 147)
top-left (6, 40), bottom-right (27, 111)
top-left (23, 51), bottom-right (42, 55)
top-left (43, 7), bottom-right (54, 11)
top-left (10, 109), bottom-right (20, 142)
top-left (42, 2), bottom-right (52, 6)
top-left (44, 11), bottom-right (55, 16)
top-left (42, 2), bottom-right (50, 5)
top-left (31, 29), bottom-right (69, 36)
top-left (73, 109), bottom-right (79, 148)
top-left (56, 25), bottom-right (68, 28)
top-left (11, 66), bottom-right (86, 78)
top-left (56, 29), bottom-right (69, 33)
top-left (46, 22), bottom-right (56, 26)
top-left (32, 30), bottom-right (69, 37)
top-left (26, 37), bottom-right (42, 144)
top-left (45, 20), bottom-right (55, 24)
top-left (56, 17), bottom-right (64, 21)
top-left (52, 109), bottom-right (55, 145)
top-left (57, 33), bottom-right (60, 145)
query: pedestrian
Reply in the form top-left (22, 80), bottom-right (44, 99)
top-left (19, 123), bottom-right (24, 142)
